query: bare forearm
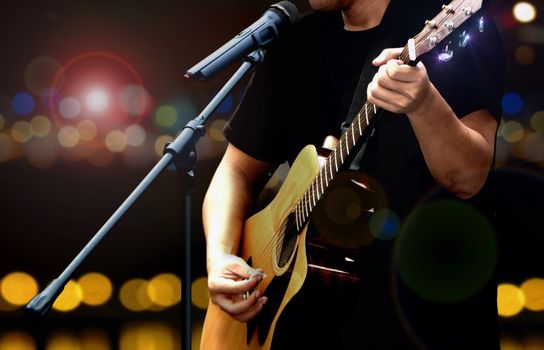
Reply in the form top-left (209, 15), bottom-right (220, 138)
top-left (407, 84), bottom-right (495, 199)
top-left (203, 167), bottom-right (254, 270)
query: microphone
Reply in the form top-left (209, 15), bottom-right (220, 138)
top-left (184, 1), bottom-right (300, 82)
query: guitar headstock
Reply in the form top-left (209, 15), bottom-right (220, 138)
top-left (408, 0), bottom-right (483, 61)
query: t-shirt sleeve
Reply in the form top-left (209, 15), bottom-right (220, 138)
top-left (423, 8), bottom-right (505, 121)
top-left (223, 43), bottom-right (290, 164)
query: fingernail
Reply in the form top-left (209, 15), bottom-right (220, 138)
top-left (261, 297), bottom-right (268, 305)
top-left (255, 290), bottom-right (259, 298)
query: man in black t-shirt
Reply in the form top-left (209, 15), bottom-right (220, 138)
top-left (201, 0), bottom-right (504, 349)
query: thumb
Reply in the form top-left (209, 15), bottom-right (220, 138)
top-left (372, 47), bottom-right (404, 66)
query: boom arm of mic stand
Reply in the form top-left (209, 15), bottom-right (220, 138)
top-left (24, 48), bottom-right (267, 348)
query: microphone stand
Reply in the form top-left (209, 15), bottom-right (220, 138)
top-left (24, 48), bottom-right (267, 350)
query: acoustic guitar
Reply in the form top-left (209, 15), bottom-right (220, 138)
top-left (200, 0), bottom-right (483, 348)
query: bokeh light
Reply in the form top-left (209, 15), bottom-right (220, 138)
top-left (124, 124), bottom-right (146, 146)
top-left (77, 272), bottom-right (113, 306)
top-left (530, 111), bottom-right (544, 133)
top-left (515, 45), bottom-right (535, 65)
top-left (520, 278), bottom-right (544, 311)
top-left (118, 84), bottom-right (153, 117)
top-left (58, 126), bottom-right (80, 148)
top-left (0, 331), bottom-right (36, 350)
top-left (369, 209), bottom-right (400, 240)
top-left (46, 332), bottom-right (82, 350)
top-left (497, 283), bottom-right (525, 317)
top-left (155, 105), bottom-right (177, 128)
top-left (208, 118), bottom-right (227, 142)
top-left (11, 92), bottom-right (35, 116)
top-left (154, 135), bottom-right (174, 157)
top-left (191, 276), bottom-right (210, 309)
top-left (502, 120), bottom-right (524, 143)
top-left (396, 199), bottom-right (498, 303)
top-left (24, 56), bottom-right (63, 96)
top-left (52, 279), bottom-right (83, 312)
top-left (59, 97), bottom-right (81, 119)
top-left (120, 322), bottom-right (178, 350)
top-left (119, 279), bottom-right (153, 311)
top-left (0, 133), bottom-right (21, 162)
top-left (11, 121), bottom-right (33, 143)
top-left (30, 115), bottom-right (52, 137)
top-left (105, 130), bottom-right (128, 153)
top-left (147, 273), bottom-right (181, 308)
top-left (516, 132), bottom-right (544, 163)
top-left (76, 120), bottom-right (98, 142)
top-left (80, 329), bottom-right (110, 350)
top-left (85, 89), bottom-right (108, 113)
top-left (0, 272), bottom-right (38, 306)
top-left (502, 92), bottom-right (523, 115)
top-left (513, 2), bottom-right (537, 23)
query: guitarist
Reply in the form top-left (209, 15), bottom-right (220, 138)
top-left (202, 0), bottom-right (504, 349)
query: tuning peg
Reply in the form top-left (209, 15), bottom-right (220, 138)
top-left (479, 16), bottom-right (485, 32)
top-left (438, 43), bottom-right (454, 62)
top-left (459, 30), bottom-right (470, 47)
top-left (425, 20), bottom-right (438, 29)
top-left (461, 6), bottom-right (473, 16)
top-left (442, 4), bottom-right (454, 14)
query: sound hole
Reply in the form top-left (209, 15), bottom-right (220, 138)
top-left (276, 212), bottom-right (299, 268)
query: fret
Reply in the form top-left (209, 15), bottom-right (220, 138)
top-left (324, 166), bottom-right (329, 187)
top-left (365, 106), bottom-right (369, 125)
top-left (311, 181), bottom-right (316, 207)
top-left (350, 125), bottom-right (355, 147)
top-left (303, 194), bottom-right (309, 218)
top-left (373, 104), bottom-right (377, 114)
top-left (320, 171), bottom-right (324, 194)
top-left (357, 114), bottom-right (362, 136)
top-left (339, 139), bottom-right (344, 163)
top-left (344, 134), bottom-right (349, 155)
top-left (333, 150), bottom-right (338, 172)
top-left (295, 205), bottom-right (300, 230)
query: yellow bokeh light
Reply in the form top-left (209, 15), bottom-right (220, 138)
top-left (78, 272), bottom-right (113, 306)
top-left (77, 120), bottom-right (98, 142)
top-left (0, 272), bottom-right (38, 306)
top-left (208, 119), bottom-right (227, 142)
top-left (30, 115), bottom-right (52, 137)
top-left (155, 105), bottom-right (177, 127)
top-left (0, 133), bottom-right (21, 163)
top-left (46, 332), bottom-right (82, 350)
top-left (26, 139), bottom-right (57, 169)
top-left (0, 114), bottom-right (5, 130)
top-left (52, 280), bottom-right (83, 312)
top-left (58, 126), bottom-right (80, 148)
top-left (0, 331), bottom-right (36, 350)
top-left (530, 111), bottom-right (544, 133)
top-left (154, 135), bottom-right (174, 157)
top-left (502, 121), bottom-right (524, 143)
top-left (191, 276), bottom-right (210, 309)
top-left (501, 337), bottom-right (523, 350)
top-left (520, 278), bottom-right (544, 311)
top-left (513, 2), bottom-right (537, 23)
top-left (497, 283), bottom-right (525, 317)
top-left (80, 329), bottom-right (110, 350)
top-left (120, 322), bottom-right (178, 350)
top-left (105, 130), bottom-right (128, 153)
top-left (119, 279), bottom-right (153, 311)
top-left (11, 121), bottom-right (33, 143)
top-left (148, 273), bottom-right (181, 308)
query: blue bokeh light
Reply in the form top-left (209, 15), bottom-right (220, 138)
top-left (11, 92), bottom-right (35, 115)
top-left (502, 92), bottom-right (523, 115)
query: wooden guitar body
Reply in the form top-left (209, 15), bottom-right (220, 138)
top-left (200, 144), bottom-right (320, 350)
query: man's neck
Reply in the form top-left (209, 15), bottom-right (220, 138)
top-left (341, 0), bottom-right (391, 31)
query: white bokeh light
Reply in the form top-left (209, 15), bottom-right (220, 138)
top-left (59, 97), bottom-right (81, 119)
top-left (86, 89), bottom-right (109, 113)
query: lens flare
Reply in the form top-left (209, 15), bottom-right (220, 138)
top-left (86, 89), bottom-right (108, 113)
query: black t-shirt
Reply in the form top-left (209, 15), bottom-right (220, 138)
top-left (224, 1), bottom-right (505, 349)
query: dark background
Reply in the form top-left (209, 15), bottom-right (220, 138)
top-left (0, 0), bottom-right (542, 349)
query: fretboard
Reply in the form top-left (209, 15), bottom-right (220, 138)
top-left (293, 101), bottom-right (379, 230)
